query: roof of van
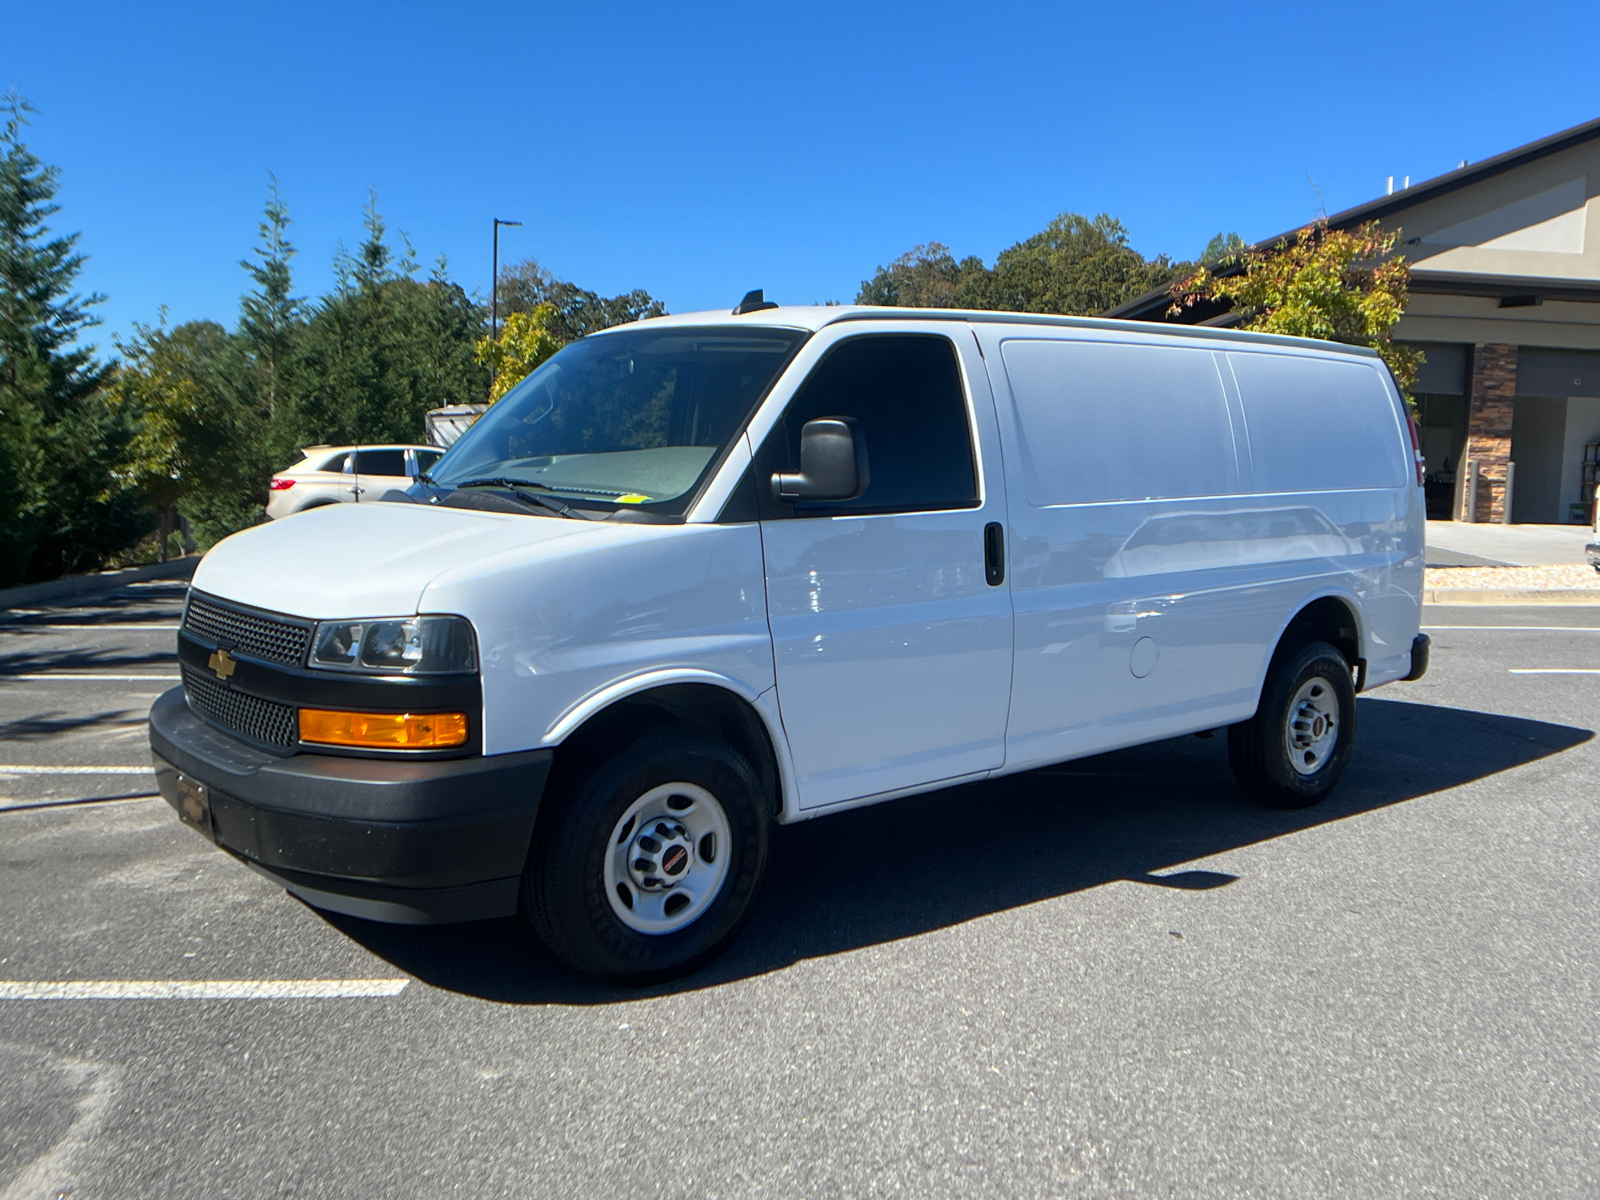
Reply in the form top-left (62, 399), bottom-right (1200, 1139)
top-left (612, 305), bottom-right (1383, 360)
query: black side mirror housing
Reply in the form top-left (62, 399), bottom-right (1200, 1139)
top-left (771, 417), bottom-right (870, 504)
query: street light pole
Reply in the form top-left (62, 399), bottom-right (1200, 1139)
top-left (491, 217), bottom-right (523, 343)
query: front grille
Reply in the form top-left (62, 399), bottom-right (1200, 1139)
top-left (184, 592), bottom-right (313, 666)
top-left (182, 664), bottom-right (298, 749)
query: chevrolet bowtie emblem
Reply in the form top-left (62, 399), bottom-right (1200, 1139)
top-left (208, 648), bottom-right (237, 680)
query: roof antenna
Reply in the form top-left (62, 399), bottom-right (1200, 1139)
top-left (733, 289), bottom-right (780, 315)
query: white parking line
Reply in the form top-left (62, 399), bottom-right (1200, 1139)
top-left (1433, 630), bottom-right (1600, 640)
top-left (0, 674), bottom-right (181, 681)
top-left (0, 979), bottom-right (410, 1000)
top-left (0, 624), bottom-right (182, 631)
top-left (1508, 668), bottom-right (1600, 674)
top-left (0, 795), bottom-right (159, 813)
top-left (0, 766), bottom-right (152, 774)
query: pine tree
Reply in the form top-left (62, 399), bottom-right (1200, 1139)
top-left (295, 196), bottom-right (487, 447)
top-left (0, 91), bottom-right (144, 583)
top-left (238, 176), bottom-right (303, 421)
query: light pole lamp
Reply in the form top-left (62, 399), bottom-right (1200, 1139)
top-left (491, 217), bottom-right (523, 342)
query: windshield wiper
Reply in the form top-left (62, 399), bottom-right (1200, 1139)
top-left (452, 477), bottom-right (587, 519)
top-left (453, 475), bottom-right (556, 492)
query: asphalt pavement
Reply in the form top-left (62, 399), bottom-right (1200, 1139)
top-left (1425, 519), bottom-right (1596, 566)
top-left (2, 587), bottom-right (1597, 1198)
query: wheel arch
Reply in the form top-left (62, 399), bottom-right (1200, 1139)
top-left (1264, 590), bottom-right (1366, 693)
top-left (543, 672), bottom-right (791, 822)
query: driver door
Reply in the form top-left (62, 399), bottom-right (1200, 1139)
top-left (753, 330), bottom-right (1014, 811)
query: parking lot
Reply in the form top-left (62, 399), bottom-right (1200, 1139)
top-left (2, 581), bottom-right (1597, 1198)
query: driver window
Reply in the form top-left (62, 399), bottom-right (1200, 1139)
top-left (755, 334), bottom-right (978, 518)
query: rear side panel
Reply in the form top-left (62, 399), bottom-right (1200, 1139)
top-left (978, 324), bottom-right (1422, 774)
top-left (1223, 349), bottom-right (1422, 687)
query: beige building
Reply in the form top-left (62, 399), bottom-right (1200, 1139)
top-left (1109, 116), bottom-right (1600, 525)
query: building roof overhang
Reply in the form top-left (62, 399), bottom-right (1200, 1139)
top-left (1105, 113), bottom-right (1600, 323)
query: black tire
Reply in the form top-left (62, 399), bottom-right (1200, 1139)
top-left (523, 733), bottom-right (769, 983)
top-left (1228, 640), bottom-right (1357, 809)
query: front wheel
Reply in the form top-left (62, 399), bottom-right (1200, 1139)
top-left (1228, 640), bottom-right (1357, 809)
top-left (524, 733), bottom-right (769, 983)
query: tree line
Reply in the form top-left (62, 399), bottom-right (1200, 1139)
top-left (0, 94), bottom-right (663, 585)
top-left (2, 89), bottom-right (1408, 587)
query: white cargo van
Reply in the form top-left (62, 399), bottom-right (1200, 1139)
top-left (150, 299), bottom-right (1430, 982)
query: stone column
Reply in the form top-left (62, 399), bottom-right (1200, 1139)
top-left (1461, 344), bottom-right (1517, 522)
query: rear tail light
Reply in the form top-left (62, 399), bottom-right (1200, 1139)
top-left (269, 478), bottom-right (295, 491)
top-left (1404, 412), bottom-right (1426, 486)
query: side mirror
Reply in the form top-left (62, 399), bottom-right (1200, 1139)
top-left (771, 417), bottom-right (870, 504)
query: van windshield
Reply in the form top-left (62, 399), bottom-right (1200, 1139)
top-left (431, 326), bottom-right (808, 516)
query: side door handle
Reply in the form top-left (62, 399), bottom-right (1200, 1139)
top-left (984, 522), bottom-right (1005, 586)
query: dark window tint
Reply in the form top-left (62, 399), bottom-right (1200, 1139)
top-left (355, 449), bottom-right (409, 477)
top-left (416, 449), bottom-right (443, 472)
top-left (313, 451), bottom-right (350, 472)
top-left (758, 335), bottom-right (977, 517)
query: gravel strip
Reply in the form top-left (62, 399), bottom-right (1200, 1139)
top-left (1424, 564), bottom-right (1600, 590)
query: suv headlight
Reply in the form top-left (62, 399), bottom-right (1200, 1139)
top-left (309, 615), bottom-right (478, 675)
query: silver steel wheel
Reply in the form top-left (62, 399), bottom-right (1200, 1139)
top-left (1284, 675), bottom-right (1340, 776)
top-left (603, 782), bottom-right (732, 935)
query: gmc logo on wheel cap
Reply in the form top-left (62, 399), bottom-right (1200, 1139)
top-left (662, 845), bottom-right (689, 876)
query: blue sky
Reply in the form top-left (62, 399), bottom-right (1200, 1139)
top-left (4, 1), bottom-right (1597, 346)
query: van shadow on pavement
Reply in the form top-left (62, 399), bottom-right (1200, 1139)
top-left (324, 697), bottom-right (1591, 1005)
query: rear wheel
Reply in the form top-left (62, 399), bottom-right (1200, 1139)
top-left (1228, 640), bottom-right (1356, 809)
top-left (524, 733), bottom-right (769, 983)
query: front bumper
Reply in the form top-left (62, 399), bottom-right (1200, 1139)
top-left (149, 687), bottom-right (552, 924)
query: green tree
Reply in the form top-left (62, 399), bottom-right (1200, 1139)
top-left (116, 317), bottom-right (253, 556)
top-left (476, 301), bottom-right (561, 401)
top-left (858, 214), bottom-right (1183, 317)
top-left (0, 92), bottom-right (145, 584)
top-left (855, 243), bottom-right (989, 308)
top-left (1170, 219), bottom-right (1420, 396)
top-left (294, 197), bottom-right (489, 445)
top-left (238, 176), bottom-right (303, 426)
top-left (1201, 231), bottom-right (1246, 264)
top-left (974, 212), bottom-right (1184, 315)
top-left (496, 258), bottom-right (665, 343)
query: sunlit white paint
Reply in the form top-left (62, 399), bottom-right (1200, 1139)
top-left (973, 322), bottom-right (1421, 775)
top-left (184, 307), bottom-right (1423, 824)
top-left (756, 323), bottom-right (1014, 809)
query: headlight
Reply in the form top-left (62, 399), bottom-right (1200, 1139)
top-left (309, 615), bottom-right (478, 674)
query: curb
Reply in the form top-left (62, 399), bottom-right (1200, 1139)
top-left (0, 557), bottom-right (200, 612)
top-left (1424, 587), bottom-right (1600, 606)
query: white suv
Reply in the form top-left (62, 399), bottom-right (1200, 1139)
top-left (265, 445), bottom-right (443, 519)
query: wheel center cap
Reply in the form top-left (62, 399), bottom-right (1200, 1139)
top-left (627, 819), bottom-right (695, 891)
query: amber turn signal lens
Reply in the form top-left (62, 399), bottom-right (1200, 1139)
top-left (298, 708), bottom-right (468, 749)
